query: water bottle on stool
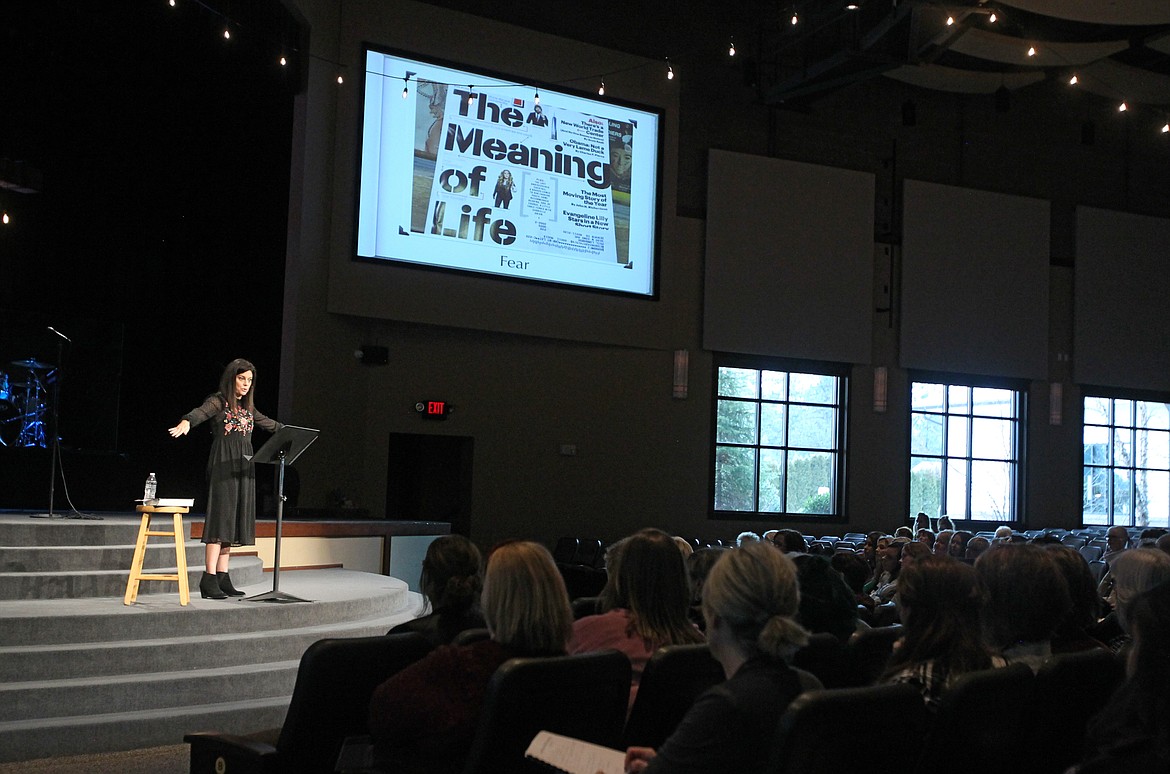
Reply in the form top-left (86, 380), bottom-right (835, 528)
top-left (143, 473), bottom-right (157, 505)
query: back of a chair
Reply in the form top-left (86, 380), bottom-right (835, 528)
top-left (1078, 544), bottom-right (1103, 563)
top-left (845, 624), bottom-right (902, 686)
top-left (791, 632), bottom-right (852, 689)
top-left (275, 632), bottom-right (433, 774)
top-left (769, 682), bottom-right (927, 774)
top-left (1012, 649), bottom-right (1125, 774)
top-left (571, 596), bottom-right (600, 620)
top-left (461, 649), bottom-right (631, 774)
top-left (622, 643), bottom-right (724, 749)
top-left (552, 537), bottom-right (579, 564)
top-left (912, 663), bottom-right (1034, 774)
top-left (452, 627), bottom-right (491, 646)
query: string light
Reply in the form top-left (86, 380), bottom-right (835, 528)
top-left (156, 1), bottom-right (1170, 141)
top-left (2, 213), bottom-right (9, 225)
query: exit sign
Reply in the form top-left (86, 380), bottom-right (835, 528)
top-left (415, 400), bottom-right (450, 420)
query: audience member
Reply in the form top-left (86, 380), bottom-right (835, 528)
top-left (1072, 580), bottom-right (1170, 774)
top-left (911, 511), bottom-right (931, 535)
top-left (736, 531), bottom-right (760, 547)
top-left (570, 528), bottom-right (703, 708)
top-left (1138, 527), bottom-right (1167, 547)
top-left (830, 551), bottom-right (871, 609)
top-left (1156, 533), bottom-right (1170, 557)
top-left (963, 536), bottom-right (990, 561)
top-left (367, 541), bottom-right (572, 773)
top-left (387, 534), bottom-right (485, 646)
top-left (932, 529), bottom-right (954, 558)
top-left (881, 555), bottom-right (1004, 709)
top-left (762, 529), bottom-right (779, 544)
top-left (597, 537), bottom-right (631, 612)
top-left (975, 543), bottom-right (1071, 671)
top-left (622, 543), bottom-right (810, 773)
top-left (1103, 526), bottom-right (1130, 561)
top-left (792, 553), bottom-right (859, 642)
top-left (864, 535), bottom-right (903, 604)
top-left (685, 547), bottom-right (725, 631)
top-left (916, 528), bottom-right (935, 550)
top-left (772, 529), bottom-right (809, 554)
top-left (1092, 547), bottom-right (1170, 655)
top-left (1044, 544), bottom-right (1108, 654)
top-left (949, 530), bottom-right (973, 558)
top-left (893, 525), bottom-right (914, 540)
top-left (937, 515), bottom-right (955, 531)
top-left (862, 531), bottom-right (884, 569)
top-left (900, 540), bottom-right (930, 567)
top-left (672, 535), bottom-right (694, 558)
top-left (993, 525), bottom-right (1013, 543)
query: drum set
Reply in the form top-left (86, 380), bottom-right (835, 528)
top-left (0, 358), bottom-right (54, 448)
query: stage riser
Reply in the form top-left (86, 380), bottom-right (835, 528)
top-left (0, 512), bottom-right (425, 763)
top-left (0, 541), bottom-right (206, 572)
top-left (0, 556), bottom-right (264, 601)
top-left (2, 660), bottom-right (300, 722)
top-left (0, 697), bottom-right (290, 764)
top-left (0, 617), bottom-right (401, 683)
top-left (0, 516), bottom-right (198, 547)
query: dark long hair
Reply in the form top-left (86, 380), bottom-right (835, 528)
top-left (882, 555), bottom-right (996, 679)
top-left (611, 528), bottom-right (704, 648)
top-left (419, 534), bottom-right (482, 613)
top-left (217, 358), bottom-right (256, 412)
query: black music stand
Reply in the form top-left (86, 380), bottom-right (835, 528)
top-left (244, 424), bottom-right (319, 603)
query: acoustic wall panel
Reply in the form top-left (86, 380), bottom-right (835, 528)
top-left (900, 180), bottom-right (1049, 380)
top-left (703, 150), bottom-right (874, 364)
top-left (1075, 206), bottom-right (1170, 392)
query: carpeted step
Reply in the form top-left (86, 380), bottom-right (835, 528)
top-left (0, 555), bottom-right (264, 600)
top-left (0, 540), bottom-right (206, 572)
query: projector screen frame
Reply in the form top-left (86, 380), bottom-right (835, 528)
top-left (353, 43), bottom-right (665, 300)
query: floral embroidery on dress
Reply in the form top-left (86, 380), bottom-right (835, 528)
top-left (223, 405), bottom-right (254, 435)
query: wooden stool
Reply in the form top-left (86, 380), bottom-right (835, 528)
top-left (124, 504), bottom-right (191, 606)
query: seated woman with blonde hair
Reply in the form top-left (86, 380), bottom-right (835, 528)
top-left (623, 541), bottom-right (810, 773)
top-left (368, 540), bottom-right (573, 773)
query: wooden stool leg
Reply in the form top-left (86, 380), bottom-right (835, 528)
top-left (124, 513), bottom-right (151, 605)
top-left (173, 512), bottom-right (190, 606)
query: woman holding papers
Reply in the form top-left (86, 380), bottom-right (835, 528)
top-left (622, 541), bottom-right (810, 773)
top-left (168, 357), bottom-right (281, 600)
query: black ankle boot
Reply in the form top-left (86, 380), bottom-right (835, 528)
top-left (217, 571), bottom-right (245, 596)
top-left (200, 571), bottom-right (227, 599)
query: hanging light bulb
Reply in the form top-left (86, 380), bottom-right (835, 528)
top-left (337, 74), bottom-right (344, 85)
top-left (168, 0), bottom-right (176, 6)
top-left (729, 39), bottom-right (736, 57)
top-left (1068, 74), bottom-right (1078, 85)
top-left (2, 212), bottom-right (9, 225)
top-left (1162, 122), bottom-right (1169, 134)
top-left (223, 28), bottom-right (231, 40)
top-left (1118, 102), bottom-right (1128, 112)
top-left (946, 15), bottom-right (954, 26)
top-left (279, 55), bottom-right (287, 67)
top-left (666, 59), bottom-right (674, 80)
top-left (598, 82), bottom-right (605, 96)
top-left (988, 11), bottom-right (997, 22)
top-left (1027, 46), bottom-right (1036, 57)
top-left (467, 86), bottom-right (475, 104)
top-left (846, 4), bottom-right (860, 10)
top-left (401, 75), bottom-right (409, 99)
top-left (791, 11), bottom-right (799, 25)
top-left (534, 90), bottom-right (540, 105)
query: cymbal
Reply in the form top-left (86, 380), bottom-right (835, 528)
top-left (10, 359), bottom-right (53, 370)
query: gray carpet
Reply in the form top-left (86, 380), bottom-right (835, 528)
top-left (0, 744), bottom-right (187, 774)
